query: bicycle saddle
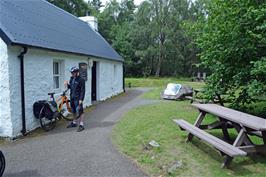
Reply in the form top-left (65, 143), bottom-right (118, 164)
top-left (48, 92), bottom-right (55, 96)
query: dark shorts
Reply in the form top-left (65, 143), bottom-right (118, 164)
top-left (70, 99), bottom-right (84, 114)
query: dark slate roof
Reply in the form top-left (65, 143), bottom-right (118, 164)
top-left (0, 0), bottom-right (123, 62)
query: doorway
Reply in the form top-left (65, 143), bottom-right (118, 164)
top-left (91, 61), bottom-right (97, 101)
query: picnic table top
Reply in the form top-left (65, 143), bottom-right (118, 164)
top-left (192, 104), bottom-right (266, 131)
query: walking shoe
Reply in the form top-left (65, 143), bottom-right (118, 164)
top-left (77, 125), bottom-right (85, 132)
top-left (66, 122), bottom-right (77, 128)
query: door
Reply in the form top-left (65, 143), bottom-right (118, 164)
top-left (91, 61), bottom-right (97, 101)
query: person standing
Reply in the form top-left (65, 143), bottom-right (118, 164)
top-left (64, 66), bottom-right (85, 132)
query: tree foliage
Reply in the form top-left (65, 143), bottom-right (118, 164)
top-left (106, 0), bottom-right (203, 77)
top-left (89, 0), bottom-right (103, 13)
top-left (48, 0), bottom-right (203, 77)
top-left (194, 0), bottom-right (266, 106)
top-left (47, 0), bottom-right (90, 16)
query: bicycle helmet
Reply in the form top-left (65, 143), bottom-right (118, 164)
top-left (70, 66), bottom-right (79, 73)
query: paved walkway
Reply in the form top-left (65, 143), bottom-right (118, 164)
top-left (2, 88), bottom-right (157, 177)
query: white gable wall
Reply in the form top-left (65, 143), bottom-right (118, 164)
top-left (0, 41), bottom-right (123, 138)
top-left (0, 38), bottom-right (13, 137)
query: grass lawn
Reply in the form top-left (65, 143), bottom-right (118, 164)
top-left (126, 77), bottom-right (204, 88)
top-left (126, 77), bottom-right (204, 100)
top-left (112, 78), bottom-right (266, 176)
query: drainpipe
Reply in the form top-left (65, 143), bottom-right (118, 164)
top-left (17, 47), bottom-right (28, 136)
top-left (123, 65), bottom-right (125, 92)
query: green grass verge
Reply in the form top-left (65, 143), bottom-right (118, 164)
top-left (112, 100), bottom-right (266, 177)
top-left (126, 77), bottom-right (204, 88)
top-left (125, 78), bottom-right (205, 100)
top-left (127, 78), bottom-right (266, 118)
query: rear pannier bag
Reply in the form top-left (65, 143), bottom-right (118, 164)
top-left (33, 100), bottom-right (56, 119)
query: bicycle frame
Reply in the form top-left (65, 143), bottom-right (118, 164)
top-left (57, 95), bottom-right (71, 112)
top-left (39, 89), bottom-right (75, 131)
top-left (56, 91), bottom-right (72, 113)
top-left (48, 89), bottom-right (72, 113)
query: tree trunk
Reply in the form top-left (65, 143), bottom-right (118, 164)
top-left (155, 52), bottom-right (162, 77)
top-left (155, 32), bottom-right (165, 77)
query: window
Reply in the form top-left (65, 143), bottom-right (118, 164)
top-left (53, 61), bottom-right (61, 89)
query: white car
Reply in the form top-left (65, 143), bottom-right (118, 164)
top-left (161, 83), bottom-right (193, 100)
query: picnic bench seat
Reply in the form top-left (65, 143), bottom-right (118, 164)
top-left (173, 119), bottom-right (247, 157)
top-left (173, 103), bottom-right (266, 168)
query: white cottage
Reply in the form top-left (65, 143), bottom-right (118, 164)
top-left (0, 0), bottom-right (124, 138)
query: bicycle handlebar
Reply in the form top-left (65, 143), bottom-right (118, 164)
top-left (47, 89), bottom-right (69, 100)
top-left (61, 88), bottom-right (69, 96)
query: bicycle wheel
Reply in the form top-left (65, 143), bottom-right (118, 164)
top-left (58, 102), bottom-right (76, 121)
top-left (0, 151), bottom-right (5, 177)
top-left (39, 106), bottom-right (57, 131)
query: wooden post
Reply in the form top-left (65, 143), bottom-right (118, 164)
top-left (187, 111), bottom-right (206, 142)
top-left (233, 129), bottom-right (246, 147)
top-left (218, 117), bottom-right (231, 143)
top-left (222, 156), bottom-right (233, 168)
top-left (233, 124), bottom-right (253, 146)
top-left (262, 131), bottom-right (266, 144)
top-left (221, 124), bottom-right (231, 143)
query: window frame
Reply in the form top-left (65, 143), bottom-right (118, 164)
top-left (53, 60), bottom-right (62, 90)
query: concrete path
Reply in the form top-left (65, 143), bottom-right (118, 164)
top-left (2, 88), bottom-right (157, 177)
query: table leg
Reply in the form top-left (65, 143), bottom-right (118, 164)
top-left (234, 130), bottom-right (266, 155)
top-left (221, 123), bottom-right (231, 143)
top-left (233, 129), bottom-right (246, 147)
top-left (233, 124), bottom-right (253, 146)
top-left (222, 156), bottom-right (233, 168)
top-left (187, 111), bottom-right (206, 142)
top-left (220, 129), bottom-right (247, 168)
top-left (194, 111), bottom-right (206, 127)
top-left (262, 131), bottom-right (266, 144)
top-left (218, 117), bottom-right (231, 143)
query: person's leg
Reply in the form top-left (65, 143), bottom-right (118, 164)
top-left (77, 104), bottom-right (85, 132)
top-left (66, 99), bottom-right (77, 128)
top-left (78, 113), bottom-right (84, 125)
top-left (71, 113), bottom-right (77, 124)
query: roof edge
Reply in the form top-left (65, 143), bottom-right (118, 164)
top-left (11, 42), bottom-right (124, 62)
top-left (0, 28), bottom-right (12, 45)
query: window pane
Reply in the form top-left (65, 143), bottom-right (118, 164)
top-left (53, 62), bottom-right (59, 74)
top-left (53, 76), bottom-right (59, 89)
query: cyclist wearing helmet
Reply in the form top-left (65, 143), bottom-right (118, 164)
top-left (64, 66), bottom-right (85, 132)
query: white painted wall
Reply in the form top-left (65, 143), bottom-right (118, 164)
top-left (0, 38), bottom-right (13, 137)
top-left (0, 41), bottom-right (123, 138)
top-left (3, 46), bottom-right (93, 137)
top-left (97, 60), bottom-right (123, 101)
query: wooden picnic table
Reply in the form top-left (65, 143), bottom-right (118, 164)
top-left (173, 103), bottom-right (266, 168)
